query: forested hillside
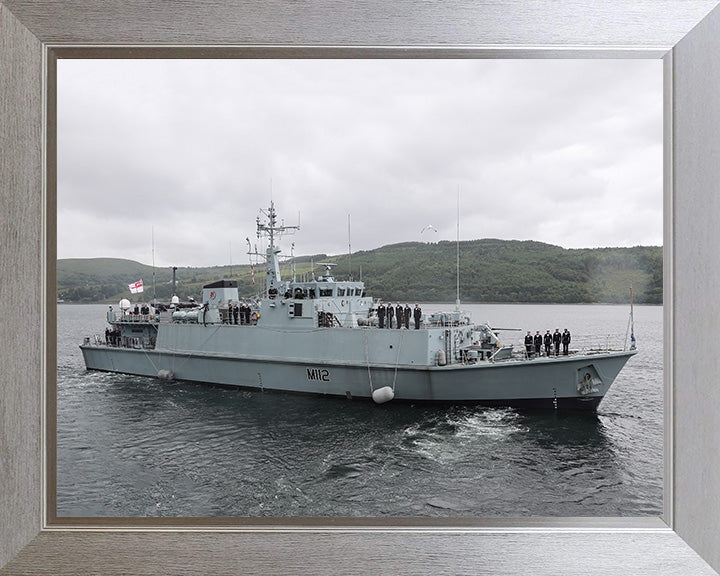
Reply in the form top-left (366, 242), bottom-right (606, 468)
top-left (57, 240), bottom-right (662, 304)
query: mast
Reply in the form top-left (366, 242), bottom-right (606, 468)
top-left (254, 201), bottom-right (300, 294)
top-left (456, 188), bottom-right (460, 310)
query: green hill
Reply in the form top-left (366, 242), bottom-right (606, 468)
top-left (56, 240), bottom-right (662, 305)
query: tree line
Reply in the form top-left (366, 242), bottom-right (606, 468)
top-left (57, 240), bottom-right (662, 305)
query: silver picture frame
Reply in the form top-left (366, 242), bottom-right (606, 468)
top-left (2, 1), bottom-right (720, 574)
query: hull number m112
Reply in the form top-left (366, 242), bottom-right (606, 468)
top-left (307, 368), bottom-right (330, 382)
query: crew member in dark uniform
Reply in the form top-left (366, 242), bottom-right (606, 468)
top-left (562, 329), bottom-right (571, 355)
top-left (377, 303), bottom-right (386, 328)
top-left (387, 304), bottom-right (394, 329)
top-left (396, 304), bottom-right (403, 329)
top-left (403, 304), bottom-right (411, 329)
top-left (244, 303), bottom-right (251, 325)
top-left (552, 328), bottom-right (561, 356)
top-left (524, 331), bottom-right (534, 357)
top-left (533, 331), bottom-right (542, 356)
top-left (543, 330), bottom-right (552, 356)
top-left (413, 304), bottom-right (422, 329)
top-left (233, 303), bottom-right (239, 325)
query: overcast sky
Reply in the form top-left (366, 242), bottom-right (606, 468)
top-left (58, 59), bottom-right (662, 268)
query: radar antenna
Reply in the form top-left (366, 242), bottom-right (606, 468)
top-left (316, 262), bottom-right (337, 280)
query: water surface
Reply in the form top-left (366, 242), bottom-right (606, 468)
top-left (57, 302), bottom-right (662, 517)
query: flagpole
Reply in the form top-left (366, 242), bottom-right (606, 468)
top-left (630, 284), bottom-right (636, 349)
top-left (625, 284), bottom-right (636, 350)
top-left (246, 237), bottom-right (255, 286)
top-left (151, 226), bottom-right (156, 305)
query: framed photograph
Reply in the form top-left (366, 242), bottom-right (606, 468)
top-left (54, 57), bottom-right (664, 521)
top-left (2, 2), bottom-right (720, 574)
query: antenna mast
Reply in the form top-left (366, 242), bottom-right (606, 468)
top-left (246, 237), bottom-right (255, 285)
top-left (456, 187), bottom-right (460, 310)
top-left (348, 213), bottom-right (352, 280)
top-left (291, 242), bottom-right (296, 282)
top-left (254, 201), bottom-right (300, 293)
top-left (151, 226), bottom-right (156, 304)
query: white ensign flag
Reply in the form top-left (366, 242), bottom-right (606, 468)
top-left (128, 280), bottom-right (144, 294)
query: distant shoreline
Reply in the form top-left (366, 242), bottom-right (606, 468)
top-left (57, 241), bottom-right (663, 305)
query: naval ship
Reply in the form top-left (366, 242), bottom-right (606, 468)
top-left (80, 202), bottom-right (637, 409)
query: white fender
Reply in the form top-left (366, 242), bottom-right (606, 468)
top-left (157, 369), bottom-right (174, 381)
top-left (436, 350), bottom-right (447, 366)
top-left (372, 386), bottom-right (395, 404)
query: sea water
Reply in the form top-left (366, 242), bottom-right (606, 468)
top-left (57, 302), bottom-right (662, 517)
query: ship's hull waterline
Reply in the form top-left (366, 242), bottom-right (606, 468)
top-left (80, 330), bottom-right (636, 410)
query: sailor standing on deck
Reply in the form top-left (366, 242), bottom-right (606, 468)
top-left (543, 330), bottom-right (552, 356)
top-left (377, 302), bottom-right (386, 328)
top-left (533, 331), bottom-right (542, 356)
top-left (404, 304), bottom-right (411, 329)
top-left (553, 328), bottom-right (561, 356)
top-left (524, 331), bottom-right (534, 357)
top-left (387, 303), bottom-right (394, 329)
top-left (413, 304), bottom-right (422, 329)
top-left (396, 304), bottom-right (403, 329)
top-left (562, 329), bottom-right (571, 355)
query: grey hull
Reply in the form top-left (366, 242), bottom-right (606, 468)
top-left (80, 341), bottom-right (635, 410)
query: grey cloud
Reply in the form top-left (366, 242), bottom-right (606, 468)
top-left (58, 59), bottom-right (662, 267)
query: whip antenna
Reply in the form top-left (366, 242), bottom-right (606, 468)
top-left (456, 187), bottom-right (460, 310)
top-left (348, 213), bottom-right (352, 280)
